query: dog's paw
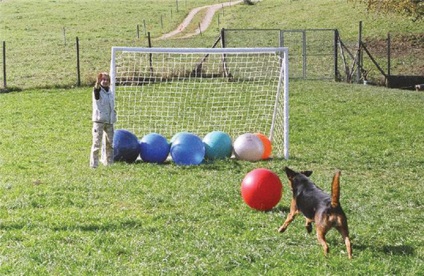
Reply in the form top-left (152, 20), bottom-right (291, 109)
top-left (278, 226), bottom-right (287, 233)
top-left (306, 224), bottom-right (312, 233)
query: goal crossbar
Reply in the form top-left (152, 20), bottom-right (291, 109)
top-left (110, 47), bottom-right (289, 159)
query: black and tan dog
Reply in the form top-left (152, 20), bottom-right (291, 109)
top-left (278, 167), bottom-right (352, 259)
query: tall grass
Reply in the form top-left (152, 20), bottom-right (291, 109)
top-left (1, 80), bottom-right (423, 274)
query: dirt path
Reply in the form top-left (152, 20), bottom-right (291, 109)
top-left (157, 0), bottom-right (243, 40)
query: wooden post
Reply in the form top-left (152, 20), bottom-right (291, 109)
top-left (220, 28), bottom-right (226, 48)
top-left (334, 29), bottom-right (339, 82)
top-left (148, 32), bottom-right (153, 75)
top-left (279, 30), bottom-right (284, 47)
top-left (387, 33), bottom-right (391, 77)
top-left (76, 37), bottom-right (81, 87)
top-left (137, 24), bottom-right (140, 39)
top-left (357, 21), bottom-right (362, 83)
top-left (143, 19), bottom-right (147, 36)
top-left (2, 41), bottom-right (6, 89)
top-left (302, 30), bottom-right (306, 79)
top-left (148, 32), bottom-right (152, 48)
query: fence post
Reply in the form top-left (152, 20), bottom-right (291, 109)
top-left (357, 21), bottom-right (362, 83)
top-left (143, 20), bottom-right (147, 36)
top-left (279, 30), bottom-right (284, 47)
top-left (302, 30), bottom-right (306, 79)
top-left (334, 29), bottom-right (339, 82)
top-left (387, 32), bottom-right (391, 77)
top-left (63, 27), bottom-right (67, 46)
top-left (220, 28), bottom-right (226, 48)
top-left (2, 41), bottom-right (6, 89)
top-left (76, 37), bottom-right (81, 87)
top-left (147, 32), bottom-right (152, 48)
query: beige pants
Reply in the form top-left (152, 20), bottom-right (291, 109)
top-left (90, 122), bottom-right (114, 168)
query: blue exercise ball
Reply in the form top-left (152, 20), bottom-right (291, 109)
top-left (139, 133), bottom-right (170, 163)
top-left (113, 129), bottom-right (140, 163)
top-left (170, 133), bottom-right (205, 166)
top-left (170, 131), bottom-right (191, 145)
top-left (203, 131), bottom-right (233, 160)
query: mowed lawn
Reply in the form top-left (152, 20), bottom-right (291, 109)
top-left (0, 80), bottom-right (423, 274)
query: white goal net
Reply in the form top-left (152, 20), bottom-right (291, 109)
top-left (110, 47), bottom-right (289, 159)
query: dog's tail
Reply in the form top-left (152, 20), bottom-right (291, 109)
top-left (331, 171), bottom-right (341, 208)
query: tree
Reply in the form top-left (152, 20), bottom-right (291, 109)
top-left (349, 0), bottom-right (424, 21)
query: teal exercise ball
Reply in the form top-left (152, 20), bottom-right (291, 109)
top-left (203, 131), bottom-right (232, 160)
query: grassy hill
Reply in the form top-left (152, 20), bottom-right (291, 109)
top-left (0, 0), bottom-right (423, 89)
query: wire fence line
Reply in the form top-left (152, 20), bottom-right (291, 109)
top-left (221, 28), bottom-right (424, 86)
top-left (1, 28), bottom-right (422, 91)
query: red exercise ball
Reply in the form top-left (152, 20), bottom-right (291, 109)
top-left (241, 168), bottom-right (283, 211)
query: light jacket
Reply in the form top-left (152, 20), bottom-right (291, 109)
top-left (92, 86), bottom-right (117, 124)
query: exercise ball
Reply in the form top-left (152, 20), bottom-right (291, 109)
top-left (233, 133), bottom-right (264, 161)
top-left (170, 131), bottom-right (191, 145)
top-left (203, 131), bottom-right (232, 160)
top-left (254, 133), bottom-right (272, 160)
top-left (241, 168), bottom-right (282, 211)
top-left (139, 133), bottom-right (170, 163)
top-left (170, 133), bottom-right (205, 165)
top-left (113, 129), bottom-right (140, 163)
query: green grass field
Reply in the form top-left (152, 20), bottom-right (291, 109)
top-left (1, 0), bottom-right (424, 274)
top-left (1, 80), bottom-right (423, 274)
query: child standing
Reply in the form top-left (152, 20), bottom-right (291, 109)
top-left (90, 72), bottom-right (117, 168)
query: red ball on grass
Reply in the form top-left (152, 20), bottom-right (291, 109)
top-left (241, 168), bottom-right (283, 211)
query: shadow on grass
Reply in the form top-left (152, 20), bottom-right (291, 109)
top-left (380, 245), bottom-right (415, 256)
top-left (0, 87), bottom-right (22, 93)
top-left (272, 205), bottom-right (290, 213)
top-left (354, 242), bottom-right (416, 256)
top-left (51, 219), bottom-right (144, 232)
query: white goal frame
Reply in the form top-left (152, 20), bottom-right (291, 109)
top-left (110, 47), bottom-right (289, 159)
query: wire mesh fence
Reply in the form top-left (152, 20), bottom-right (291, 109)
top-left (221, 28), bottom-right (337, 80)
top-left (1, 29), bottom-right (422, 90)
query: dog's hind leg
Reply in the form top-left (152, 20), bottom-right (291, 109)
top-left (316, 227), bottom-right (330, 257)
top-left (336, 224), bottom-right (352, 259)
top-left (278, 198), bottom-right (298, 233)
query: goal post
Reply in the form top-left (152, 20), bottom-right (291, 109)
top-left (110, 47), bottom-right (289, 159)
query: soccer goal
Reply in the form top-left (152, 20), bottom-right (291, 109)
top-left (110, 47), bottom-right (289, 159)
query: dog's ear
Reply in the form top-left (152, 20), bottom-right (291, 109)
top-left (301, 171), bottom-right (313, 177)
top-left (284, 167), bottom-right (297, 179)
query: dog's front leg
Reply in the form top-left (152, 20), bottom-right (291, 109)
top-left (278, 198), bottom-right (298, 233)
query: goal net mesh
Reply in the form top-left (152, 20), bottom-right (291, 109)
top-left (110, 47), bottom-right (289, 158)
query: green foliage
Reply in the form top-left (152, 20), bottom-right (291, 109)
top-left (1, 81), bottom-right (423, 274)
top-left (349, 0), bottom-right (424, 21)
